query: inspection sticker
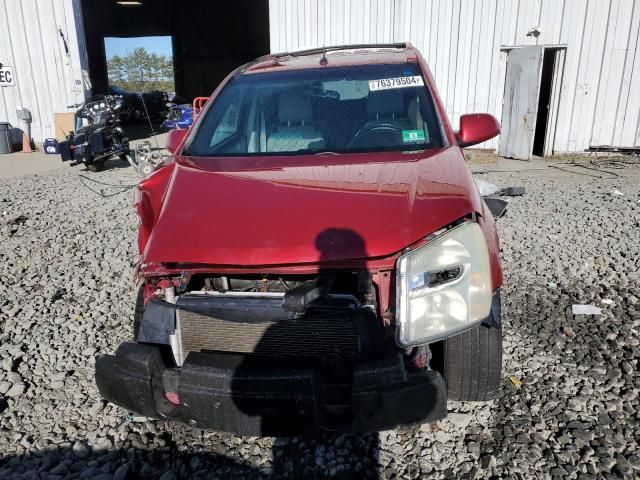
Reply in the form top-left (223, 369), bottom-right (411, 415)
top-left (402, 130), bottom-right (426, 143)
top-left (369, 75), bottom-right (424, 91)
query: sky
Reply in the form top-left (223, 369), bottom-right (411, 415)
top-left (104, 36), bottom-right (173, 59)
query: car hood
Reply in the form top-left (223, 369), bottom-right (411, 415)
top-left (141, 147), bottom-right (482, 267)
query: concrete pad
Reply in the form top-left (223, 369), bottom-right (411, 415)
top-left (0, 151), bottom-right (68, 179)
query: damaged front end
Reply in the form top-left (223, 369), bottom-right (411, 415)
top-left (95, 270), bottom-right (448, 435)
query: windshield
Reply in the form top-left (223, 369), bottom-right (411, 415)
top-left (184, 63), bottom-right (444, 156)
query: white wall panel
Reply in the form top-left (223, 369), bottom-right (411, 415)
top-left (269, 0), bottom-right (640, 152)
top-left (614, 1), bottom-right (640, 146)
top-left (539, 0), bottom-right (565, 44)
top-left (0, 0), bottom-right (88, 143)
top-left (553, 0), bottom-right (588, 151)
top-left (592, 0), bottom-right (629, 145)
top-left (570, 0), bottom-right (611, 151)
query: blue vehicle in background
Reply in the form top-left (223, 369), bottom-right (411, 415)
top-left (162, 104), bottom-right (194, 130)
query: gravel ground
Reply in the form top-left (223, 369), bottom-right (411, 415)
top-left (0, 155), bottom-right (639, 479)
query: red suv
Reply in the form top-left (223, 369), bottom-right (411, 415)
top-left (96, 43), bottom-right (503, 435)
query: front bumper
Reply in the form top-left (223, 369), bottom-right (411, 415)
top-left (96, 343), bottom-right (447, 435)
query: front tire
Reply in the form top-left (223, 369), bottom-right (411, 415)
top-left (444, 322), bottom-right (502, 401)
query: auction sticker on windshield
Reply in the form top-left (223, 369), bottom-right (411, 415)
top-left (369, 76), bottom-right (424, 91)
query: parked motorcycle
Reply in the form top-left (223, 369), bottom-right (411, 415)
top-left (59, 95), bottom-right (131, 171)
top-left (108, 86), bottom-right (169, 124)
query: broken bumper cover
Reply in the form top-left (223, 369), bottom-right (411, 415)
top-left (95, 343), bottom-right (447, 436)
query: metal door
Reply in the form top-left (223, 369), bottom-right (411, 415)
top-left (498, 46), bottom-right (544, 160)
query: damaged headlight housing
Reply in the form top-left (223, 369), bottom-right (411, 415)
top-left (396, 221), bottom-right (492, 347)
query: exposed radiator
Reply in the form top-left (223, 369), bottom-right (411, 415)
top-left (179, 309), bottom-right (359, 357)
top-left (176, 293), bottom-right (378, 358)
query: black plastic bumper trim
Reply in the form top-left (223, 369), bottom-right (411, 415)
top-left (96, 344), bottom-right (447, 436)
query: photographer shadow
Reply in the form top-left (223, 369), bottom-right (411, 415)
top-left (231, 228), bottom-right (382, 478)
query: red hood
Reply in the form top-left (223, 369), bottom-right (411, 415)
top-left (140, 147), bottom-right (483, 268)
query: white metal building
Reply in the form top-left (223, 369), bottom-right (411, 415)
top-left (0, 0), bottom-right (89, 146)
top-left (269, 0), bottom-right (640, 156)
top-left (1, 0), bottom-right (639, 158)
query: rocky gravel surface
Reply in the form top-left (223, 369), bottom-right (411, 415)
top-left (1, 156), bottom-right (639, 479)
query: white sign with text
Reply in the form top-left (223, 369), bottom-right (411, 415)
top-left (0, 66), bottom-right (15, 86)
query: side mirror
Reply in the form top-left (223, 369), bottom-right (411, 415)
top-left (456, 113), bottom-right (500, 148)
top-left (166, 128), bottom-right (188, 154)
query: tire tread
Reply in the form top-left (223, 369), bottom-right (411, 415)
top-left (444, 323), bottom-right (502, 401)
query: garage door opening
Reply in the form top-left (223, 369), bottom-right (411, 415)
top-left (105, 36), bottom-right (175, 95)
top-left (81, 0), bottom-right (270, 101)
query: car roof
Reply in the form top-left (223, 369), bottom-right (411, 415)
top-left (242, 42), bottom-right (419, 74)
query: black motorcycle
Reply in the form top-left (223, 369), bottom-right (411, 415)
top-left (59, 95), bottom-right (131, 172)
top-left (109, 86), bottom-right (169, 124)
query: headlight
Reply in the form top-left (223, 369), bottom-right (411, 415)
top-left (396, 221), bottom-right (492, 347)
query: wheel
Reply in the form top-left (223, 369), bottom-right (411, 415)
top-left (444, 322), bottom-right (502, 401)
top-left (133, 286), bottom-right (145, 340)
top-left (139, 162), bottom-right (154, 176)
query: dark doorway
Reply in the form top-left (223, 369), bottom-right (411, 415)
top-left (532, 48), bottom-right (563, 157)
top-left (80, 0), bottom-right (270, 100)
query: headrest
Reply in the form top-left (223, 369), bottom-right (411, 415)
top-left (367, 89), bottom-right (405, 119)
top-left (278, 94), bottom-right (313, 124)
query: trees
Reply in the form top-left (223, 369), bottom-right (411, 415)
top-left (107, 47), bottom-right (175, 93)
top-left (107, 55), bottom-right (127, 86)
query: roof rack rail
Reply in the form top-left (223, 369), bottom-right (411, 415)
top-left (272, 42), bottom-right (409, 59)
